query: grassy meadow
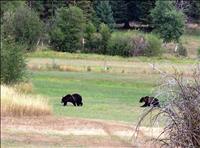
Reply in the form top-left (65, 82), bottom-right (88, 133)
top-left (31, 70), bottom-right (158, 122)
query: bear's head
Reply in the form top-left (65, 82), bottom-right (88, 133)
top-left (139, 96), bottom-right (149, 103)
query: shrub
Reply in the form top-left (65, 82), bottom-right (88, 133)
top-left (144, 34), bottom-right (162, 56)
top-left (86, 33), bottom-right (103, 53)
top-left (1, 85), bottom-right (52, 116)
top-left (50, 6), bottom-right (85, 52)
top-left (99, 23), bottom-right (111, 54)
top-left (177, 43), bottom-right (187, 56)
top-left (1, 39), bottom-right (26, 85)
top-left (107, 31), bottom-right (162, 57)
top-left (12, 5), bottom-right (43, 50)
top-left (107, 32), bottom-right (132, 56)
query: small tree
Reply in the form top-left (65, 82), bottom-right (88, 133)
top-left (151, 0), bottom-right (185, 45)
top-left (1, 38), bottom-right (26, 84)
top-left (50, 6), bottom-right (85, 52)
top-left (12, 5), bottom-right (43, 50)
top-left (99, 23), bottom-right (111, 54)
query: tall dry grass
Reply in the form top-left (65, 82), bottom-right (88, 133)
top-left (1, 85), bottom-right (52, 116)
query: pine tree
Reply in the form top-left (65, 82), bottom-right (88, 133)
top-left (76, 0), bottom-right (94, 22)
top-left (110, 0), bottom-right (127, 24)
top-left (94, 0), bottom-right (115, 29)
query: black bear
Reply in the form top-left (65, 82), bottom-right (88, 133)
top-left (61, 93), bottom-right (83, 106)
top-left (139, 96), bottom-right (160, 107)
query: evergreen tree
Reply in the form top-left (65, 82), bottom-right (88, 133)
top-left (187, 0), bottom-right (200, 22)
top-left (151, 0), bottom-right (185, 43)
top-left (50, 6), bottom-right (85, 52)
top-left (76, 0), bottom-right (94, 22)
top-left (110, 0), bottom-right (128, 24)
top-left (94, 0), bottom-right (115, 29)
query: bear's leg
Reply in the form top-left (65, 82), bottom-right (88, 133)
top-left (141, 103), bottom-right (148, 107)
top-left (64, 102), bottom-right (67, 106)
top-left (72, 102), bottom-right (76, 106)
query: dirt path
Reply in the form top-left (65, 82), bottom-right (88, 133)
top-left (1, 116), bottom-right (161, 147)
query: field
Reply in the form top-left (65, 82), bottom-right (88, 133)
top-left (31, 71), bottom-right (157, 122)
top-left (2, 30), bottom-right (200, 147)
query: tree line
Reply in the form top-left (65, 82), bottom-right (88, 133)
top-left (1, 0), bottom-right (199, 84)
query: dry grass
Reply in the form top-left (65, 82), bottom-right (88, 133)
top-left (13, 82), bottom-right (33, 94)
top-left (1, 85), bottom-right (52, 116)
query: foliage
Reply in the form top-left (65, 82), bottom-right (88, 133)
top-left (144, 34), bottom-right (162, 56)
top-left (99, 23), bottom-right (111, 54)
top-left (197, 47), bottom-right (200, 58)
top-left (110, 0), bottom-right (128, 24)
top-left (27, 0), bottom-right (67, 21)
top-left (177, 43), bottom-right (188, 57)
top-left (95, 0), bottom-right (115, 29)
top-left (107, 31), bottom-right (162, 57)
top-left (77, 0), bottom-right (94, 23)
top-left (84, 22), bottom-right (96, 49)
top-left (86, 33), bottom-right (102, 53)
top-left (12, 5), bottom-right (43, 50)
top-left (151, 0), bottom-right (185, 43)
top-left (186, 0), bottom-right (200, 23)
top-left (107, 32), bottom-right (132, 56)
top-left (50, 6), bottom-right (85, 52)
top-left (1, 39), bottom-right (26, 85)
top-left (0, 1), bottom-right (24, 17)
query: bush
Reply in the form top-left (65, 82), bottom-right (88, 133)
top-left (177, 43), bottom-right (187, 57)
top-left (1, 39), bottom-right (26, 84)
top-left (50, 6), bottom-right (85, 52)
top-left (144, 34), bottom-right (162, 56)
top-left (12, 5), bottom-right (43, 50)
top-left (107, 32), bottom-right (132, 56)
top-left (85, 33), bottom-right (102, 53)
top-left (107, 31), bottom-right (162, 57)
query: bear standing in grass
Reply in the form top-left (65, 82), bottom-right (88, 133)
top-left (139, 96), bottom-right (160, 107)
top-left (61, 93), bottom-right (83, 106)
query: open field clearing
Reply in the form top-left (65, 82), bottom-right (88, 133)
top-left (1, 116), bottom-right (162, 148)
top-left (1, 85), bottom-right (52, 116)
top-left (31, 71), bottom-right (161, 122)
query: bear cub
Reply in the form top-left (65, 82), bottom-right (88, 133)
top-left (139, 96), bottom-right (160, 107)
top-left (61, 93), bottom-right (83, 106)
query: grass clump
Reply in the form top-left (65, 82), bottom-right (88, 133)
top-left (1, 85), bottom-right (52, 116)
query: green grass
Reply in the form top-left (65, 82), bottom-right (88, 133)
top-left (31, 71), bottom-right (158, 123)
top-left (27, 50), bottom-right (198, 64)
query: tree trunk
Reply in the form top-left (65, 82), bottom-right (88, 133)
top-left (123, 21), bottom-right (130, 29)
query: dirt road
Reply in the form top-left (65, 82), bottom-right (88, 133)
top-left (1, 116), bottom-right (161, 147)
